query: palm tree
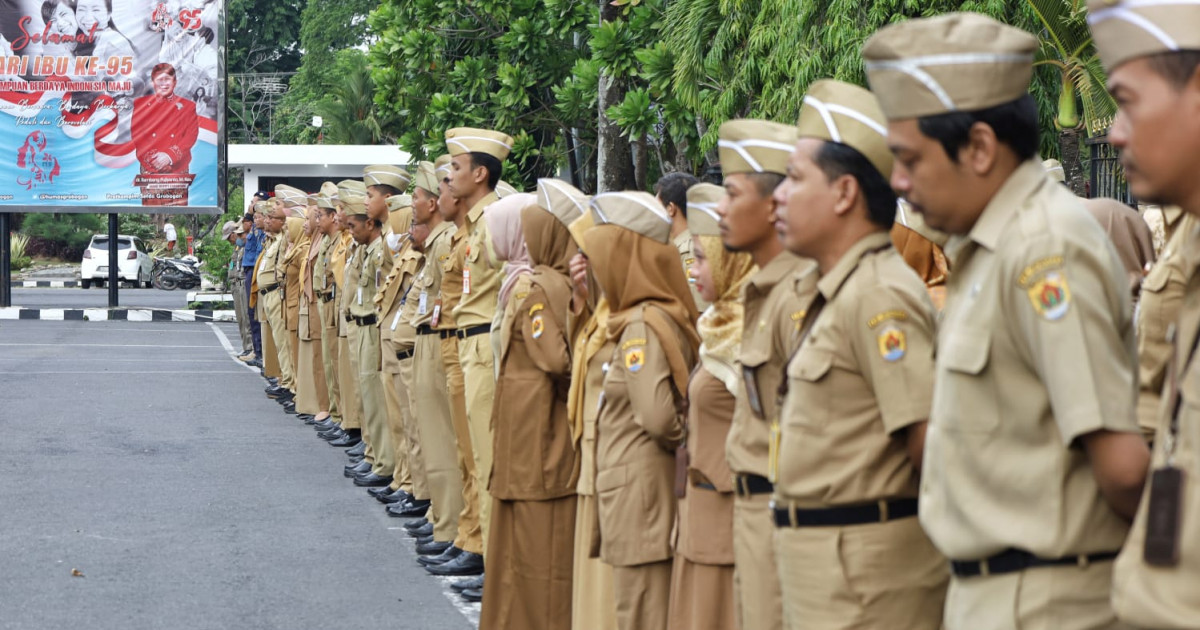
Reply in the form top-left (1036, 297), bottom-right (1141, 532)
top-left (314, 51), bottom-right (396, 145)
top-left (1026, 0), bottom-right (1118, 196)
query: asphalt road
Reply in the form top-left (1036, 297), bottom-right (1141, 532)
top-left (9, 287), bottom-right (199, 310)
top-left (0, 320), bottom-right (476, 630)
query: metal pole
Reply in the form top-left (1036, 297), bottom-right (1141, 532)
top-left (108, 213), bottom-right (118, 308)
top-left (0, 212), bottom-right (10, 308)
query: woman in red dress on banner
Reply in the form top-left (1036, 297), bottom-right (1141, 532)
top-left (132, 62), bottom-right (197, 175)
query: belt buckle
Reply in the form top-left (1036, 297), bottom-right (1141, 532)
top-left (737, 476), bottom-right (747, 497)
top-left (979, 558), bottom-right (991, 577)
top-left (878, 499), bottom-right (889, 523)
top-left (787, 502), bottom-right (798, 528)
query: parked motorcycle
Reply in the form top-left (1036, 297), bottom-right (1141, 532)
top-left (152, 255), bottom-right (202, 291)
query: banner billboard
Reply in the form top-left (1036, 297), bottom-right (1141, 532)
top-left (0, 0), bottom-right (223, 214)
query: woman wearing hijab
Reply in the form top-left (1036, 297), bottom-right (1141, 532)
top-left (296, 196), bottom-right (331, 421)
top-left (667, 185), bottom-right (756, 630)
top-left (480, 183), bottom-right (587, 626)
top-left (281, 213), bottom-right (309, 374)
top-left (586, 191), bottom-right (700, 630)
top-left (483, 193), bottom-right (537, 372)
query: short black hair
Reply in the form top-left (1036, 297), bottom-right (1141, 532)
top-left (369, 183), bottom-right (403, 197)
top-left (917, 94), bottom-right (1039, 164)
top-left (742, 172), bottom-right (784, 198)
top-left (253, 191), bottom-right (269, 200)
top-left (655, 172), bottom-right (699, 217)
top-left (1146, 50), bottom-right (1200, 89)
top-left (242, 214), bottom-right (253, 222)
top-left (469, 153), bottom-right (503, 190)
top-left (321, 206), bottom-right (336, 216)
top-left (812, 141), bottom-right (897, 230)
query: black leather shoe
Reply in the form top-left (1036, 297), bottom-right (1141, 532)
top-left (459, 588), bottom-right (482, 603)
top-left (314, 419), bottom-right (337, 431)
top-left (249, 359), bottom-right (263, 368)
top-left (379, 488), bottom-right (413, 504)
top-left (265, 386), bottom-right (285, 398)
top-left (344, 459), bottom-right (371, 477)
top-left (407, 522), bottom-right (434, 539)
top-left (283, 404), bottom-right (298, 415)
top-left (386, 498), bottom-right (430, 518)
top-left (368, 485), bottom-right (395, 499)
top-left (297, 414), bottom-right (315, 423)
top-left (425, 551), bottom-right (484, 576)
top-left (416, 541), bottom-right (455, 558)
top-left (265, 377), bottom-right (279, 387)
top-left (276, 393), bottom-right (295, 405)
top-left (353, 472), bottom-right (392, 487)
top-left (450, 574), bottom-right (484, 592)
top-left (318, 427), bottom-right (345, 440)
top-left (402, 518), bottom-right (428, 531)
top-left (330, 433), bottom-right (362, 448)
top-left (346, 441), bottom-right (367, 458)
top-left (414, 535), bottom-right (435, 546)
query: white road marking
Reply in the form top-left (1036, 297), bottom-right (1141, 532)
top-left (208, 322), bottom-right (262, 373)
top-left (0, 358), bottom-right (233, 362)
top-left (0, 371), bottom-right (249, 374)
top-left (0, 343), bottom-right (216, 348)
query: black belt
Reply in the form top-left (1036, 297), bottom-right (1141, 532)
top-left (318, 292), bottom-right (335, 303)
top-left (456, 324), bottom-right (491, 339)
top-left (396, 349), bottom-right (414, 361)
top-left (734, 474), bottom-right (773, 497)
top-left (416, 324), bottom-right (439, 336)
top-left (950, 549), bottom-right (1120, 578)
top-left (351, 314), bottom-right (378, 326)
top-left (773, 498), bottom-right (918, 528)
top-left (258, 283), bottom-right (279, 295)
top-left (439, 329), bottom-right (455, 339)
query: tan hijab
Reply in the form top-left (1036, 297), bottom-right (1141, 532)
top-left (586, 224), bottom-right (700, 397)
top-left (695, 234), bottom-right (755, 394)
top-left (568, 298), bottom-right (610, 444)
top-left (522, 205), bottom-right (577, 339)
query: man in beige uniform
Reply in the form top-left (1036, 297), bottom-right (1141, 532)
top-left (443, 127), bottom-right (513, 568)
top-left (345, 189), bottom-right (394, 488)
top-left (312, 184), bottom-right (344, 433)
top-left (405, 160), bottom-right (463, 551)
top-left (329, 180), bottom-right (368, 450)
top-left (258, 186), bottom-right (305, 402)
top-left (863, 13), bottom-right (1150, 630)
top-left (1088, 2), bottom-right (1200, 625)
top-left (715, 119), bottom-right (813, 630)
top-left (772, 79), bottom-right (947, 629)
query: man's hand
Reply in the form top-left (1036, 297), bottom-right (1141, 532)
top-left (150, 152), bottom-right (173, 171)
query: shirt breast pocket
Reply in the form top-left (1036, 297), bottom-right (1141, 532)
top-left (784, 349), bottom-right (834, 431)
top-left (937, 330), bottom-right (999, 433)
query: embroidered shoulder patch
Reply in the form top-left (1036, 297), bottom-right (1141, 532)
top-left (877, 325), bottom-right (907, 362)
top-left (1017, 255), bottom-right (1065, 288)
top-left (529, 302), bottom-right (545, 316)
top-left (867, 310), bottom-right (908, 329)
top-left (531, 314), bottom-right (545, 339)
top-left (1027, 271), bottom-right (1071, 321)
top-left (625, 346), bottom-right (645, 373)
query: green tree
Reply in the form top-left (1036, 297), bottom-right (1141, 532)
top-left (227, 0), bottom-right (304, 74)
top-left (312, 50), bottom-right (397, 145)
top-left (368, 0), bottom-right (595, 190)
top-left (21, 213), bottom-right (104, 260)
top-left (1027, 0), bottom-right (1116, 196)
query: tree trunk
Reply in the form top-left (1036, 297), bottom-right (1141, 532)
top-left (596, 2), bottom-right (636, 193)
top-left (1058, 127), bottom-right (1087, 197)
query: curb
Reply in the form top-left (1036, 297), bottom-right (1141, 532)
top-left (0, 307), bottom-right (236, 322)
top-left (15, 280), bottom-right (81, 288)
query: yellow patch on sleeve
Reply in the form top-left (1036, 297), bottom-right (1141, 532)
top-left (877, 325), bottom-right (907, 362)
top-left (528, 302), bottom-right (544, 316)
top-left (1017, 255), bottom-right (1065, 288)
top-left (531, 314), bottom-right (545, 339)
top-left (867, 310), bottom-right (908, 329)
top-left (1027, 271), bottom-right (1071, 321)
top-left (625, 347), bottom-right (645, 373)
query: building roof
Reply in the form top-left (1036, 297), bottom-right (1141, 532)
top-left (229, 144), bottom-right (413, 167)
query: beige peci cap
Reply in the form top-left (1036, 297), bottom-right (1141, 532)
top-left (433, 155), bottom-right (452, 181)
top-left (536, 178), bottom-right (590, 227)
top-left (567, 210), bottom-right (597, 255)
top-left (1042, 158), bottom-right (1066, 183)
top-left (589, 191), bottom-right (673, 244)
top-left (862, 12), bottom-right (1037, 120)
top-left (496, 180), bottom-right (519, 198)
top-left (718, 120), bottom-right (797, 177)
top-left (387, 194), bottom-right (413, 212)
top-left (363, 165), bottom-right (412, 191)
top-left (221, 220), bottom-right (238, 239)
top-left (337, 180), bottom-right (368, 216)
top-left (274, 184), bottom-right (308, 208)
top-left (415, 162), bottom-right (438, 195)
top-left (797, 79), bottom-right (894, 178)
top-left (686, 183), bottom-right (724, 237)
top-left (1087, 0), bottom-right (1200, 72)
top-left (445, 127), bottom-right (515, 161)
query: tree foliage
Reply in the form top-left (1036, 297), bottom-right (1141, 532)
top-left (227, 0), bottom-right (305, 74)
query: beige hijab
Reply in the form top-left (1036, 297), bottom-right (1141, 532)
top-left (695, 234), bottom-right (755, 394)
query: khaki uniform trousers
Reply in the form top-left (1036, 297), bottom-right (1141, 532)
top-left (263, 290), bottom-right (294, 392)
top-left (572, 493), bottom-right (618, 630)
top-left (260, 303), bottom-right (280, 379)
top-left (295, 335), bottom-right (328, 416)
top-left (414, 333), bottom-right (464, 542)
top-left (381, 338), bottom-right (412, 493)
top-left (945, 562), bottom-right (1130, 630)
top-left (338, 326), bottom-right (363, 431)
top-left (441, 335), bottom-right (483, 555)
top-left (398, 352), bottom-right (428, 500)
top-left (612, 560), bottom-right (672, 630)
top-left (317, 300), bottom-right (341, 423)
top-left (734, 493), bottom-right (785, 630)
top-left (289, 328), bottom-right (299, 374)
top-left (354, 322), bottom-right (393, 477)
top-left (774, 516), bottom-right (948, 630)
top-left (231, 274), bottom-right (252, 354)
top-left (459, 332), bottom-right (495, 558)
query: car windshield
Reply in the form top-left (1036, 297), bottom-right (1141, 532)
top-left (91, 238), bottom-right (133, 251)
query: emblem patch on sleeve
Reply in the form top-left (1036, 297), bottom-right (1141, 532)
top-left (1027, 271), bottom-right (1071, 321)
top-left (531, 314), bottom-right (545, 339)
top-left (877, 325), bottom-right (907, 362)
top-left (625, 347), bottom-right (645, 373)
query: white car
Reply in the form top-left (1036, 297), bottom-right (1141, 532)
top-left (80, 234), bottom-right (153, 288)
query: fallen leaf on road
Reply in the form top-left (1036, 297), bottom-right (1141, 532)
top-left (71, 569), bottom-right (84, 577)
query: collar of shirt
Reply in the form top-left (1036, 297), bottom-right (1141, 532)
top-left (466, 192), bottom-right (500, 224)
top-left (747, 250), bottom-right (801, 297)
top-left (427, 220), bottom-right (455, 245)
top-left (816, 231), bottom-right (893, 300)
top-left (967, 159), bottom-right (1048, 252)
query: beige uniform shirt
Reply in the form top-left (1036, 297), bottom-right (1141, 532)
top-left (350, 236), bottom-right (391, 320)
top-left (453, 192), bottom-right (501, 327)
top-left (412, 221), bottom-right (455, 329)
top-left (727, 252), bottom-right (817, 479)
top-left (675, 229), bottom-right (709, 312)
top-left (921, 160), bottom-right (1138, 560)
top-left (775, 234), bottom-right (935, 506)
top-left (255, 233), bottom-right (281, 287)
top-left (437, 223), bottom-right (468, 331)
top-left (1137, 214), bottom-right (1197, 432)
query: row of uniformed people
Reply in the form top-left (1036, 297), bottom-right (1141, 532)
top-left (238, 5), bottom-right (1200, 629)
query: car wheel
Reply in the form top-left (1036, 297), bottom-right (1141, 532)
top-left (81, 279), bottom-right (91, 289)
